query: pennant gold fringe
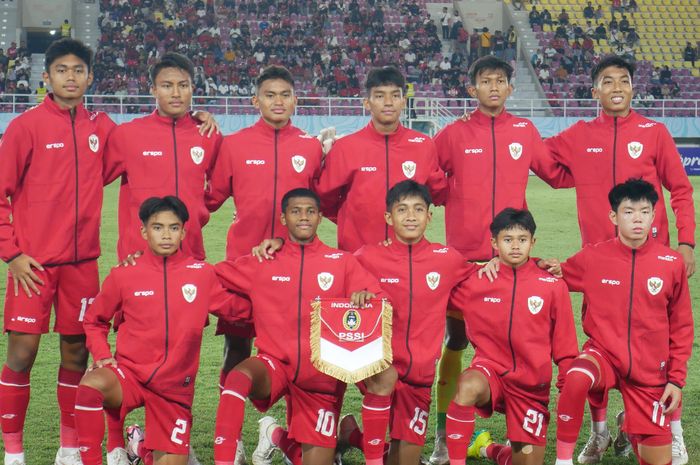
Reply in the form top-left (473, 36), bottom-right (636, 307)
top-left (310, 298), bottom-right (393, 384)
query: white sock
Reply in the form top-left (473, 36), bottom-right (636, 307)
top-left (592, 420), bottom-right (608, 435)
top-left (4, 452), bottom-right (25, 465)
top-left (671, 420), bottom-right (683, 436)
top-left (58, 447), bottom-right (79, 454)
top-left (555, 460), bottom-right (574, 465)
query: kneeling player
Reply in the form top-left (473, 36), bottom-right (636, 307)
top-left (446, 208), bottom-right (579, 465)
top-left (213, 188), bottom-right (383, 465)
top-left (74, 197), bottom-right (234, 465)
top-left (553, 179), bottom-right (693, 465)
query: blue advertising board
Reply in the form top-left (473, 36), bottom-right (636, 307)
top-left (679, 147), bottom-right (700, 176)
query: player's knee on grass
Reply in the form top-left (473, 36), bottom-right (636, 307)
top-left (222, 334), bottom-right (252, 373)
top-left (59, 334), bottom-right (89, 371)
top-left (230, 358), bottom-right (271, 400)
top-left (633, 434), bottom-right (672, 465)
top-left (511, 442), bottom-right (545, 465)
top-left (454, 370), bottom-right (490, 406)
top-left (444, 316), bottom-right (468, 351)
top-left (6, 331), bottom-right (41, 372)
top-left (364, 365), bottom-right (398, 396)
top-left (300, 444), bottom-right (336, 465)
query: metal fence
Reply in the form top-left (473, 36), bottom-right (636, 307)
top-left (5, 94), bottom-right (698, 119)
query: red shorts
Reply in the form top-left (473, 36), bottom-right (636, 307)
top-left (389, 379), bottom-right (432, 445)
top-left (251, 354), bottom-right (345, 449)
top-left (107, 366), bottom-right (192, 455)
top-left (470, 361), bottom-right (550, 446)
top-left (583, 346), bottom-right (671, 439)
top-left (4, 260), bottom-right (99, 335)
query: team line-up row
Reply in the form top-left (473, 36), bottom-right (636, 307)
top-left (0, 38), bottom-right (694, 465)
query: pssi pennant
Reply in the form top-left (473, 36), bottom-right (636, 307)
top-left (310, 298), bottom-right (392, 383)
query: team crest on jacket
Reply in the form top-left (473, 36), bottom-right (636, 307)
top-left (402, 161), bottom-right (417, 178)
top-left (317, 272), bottom-right (334, 291)
top-left (292, 155), bottom-right (306, 173)
top-left (647, 277), bottom-right (663, 295)
top-left (426, 272), bottom-right (440, 290)
top-left (627, 142), bottom-right (643, 159)
top-left (509, 143), bottom-right (523, 160)
top-left (527, 296), bottom-right (544, 315)
top-left (182, 284), bottom-right (197, 303)
top-left (88, 134), bottom-right (99, 153)
top-left (190, 146), bottom-right (205, 165)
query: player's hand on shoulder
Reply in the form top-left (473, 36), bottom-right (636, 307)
top-left (251, 237), bottom-right (284, 262)
top-left (477, 257), bottom-right (500, 282)
top-left (350, 290), bottom-right (375, 308)
top-left (676, 244), bottom-right (695, 277)
top-left (536, 258), bottom-right (562, 278)
top-left (118, 250), bottom-right (143, 267)
top-left (8, 253), bottom-right (44, 297)
top-left (192, 110), bottom-right (221, 137)
top-left (379, 237), bottom-right (393, 247)
top-left (91, 357), bottom-right (118, 371)
top-left (660, 382), bottom-right (682, 414)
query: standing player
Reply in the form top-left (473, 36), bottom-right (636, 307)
top-left (429, 56), bottom-right (571, 464)
top-left (544, 56), bottom-right (695, 464)
top-left (0, 39), bottom-right (115, 465)
top-left (74, 196), bottom-right (234, 465)
top-left (340, 180), bottom-right (480, 465)
top-left (212, 188), bottom-right (383, 465)
top-left (101, 51), bottom-right (223, 465)
top-left (552, 179), bottom-right (693, 465)
top-left (205, 65), bottom-right (324, 461)
top-left (315, 65), bottom-right (447, 253)
top-left (445, 208), bottom-right (578, 465)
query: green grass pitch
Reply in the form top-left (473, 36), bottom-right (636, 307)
top-left (1, 177), bottom-right (698, 464)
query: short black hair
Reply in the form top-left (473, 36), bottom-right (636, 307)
top-left (386, 180), bottom-right (432, 211)
top-left (139, 196), bottom-right (190, 225)
top-left (468, 56), bottom-right (514, 85)
top-left (149, 52), bottom-right (195, 85)
top-left (591, 55), bottom-right (635, 85)
top-left (45, 38), bottom-right (93, 73)
top-left (365, 66), bottom-right (405, 93)
top-left (608, 178), bottom-right (658, 211)
top-left (281, 188), bottom-right (321, 211)
top-left (490, 208), bottom-right (536, 237)
top-left (256, 65), bottom-right (295, 91)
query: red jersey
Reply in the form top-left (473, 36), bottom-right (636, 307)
top-left (215, 236), bottom-right (383, 394)
top-left (315, 122), bottom-right (447, 252)
top-left (0, 94), bottom-right (115, 264)
top-left (355, 239), bottom-right (476, 386)
top-left (103, 111), bottom-right (222, 261)
top-left (450, 259), bottom-right (578, 390)
top-left (206, 119), bottom-right (323, 260)
top-left (83, 250), bottom-right (233, 405)
top-left (561, 238), bottom-right (693, 388)
top-left (545, 110), bottom-right (695, 247)
top-left (434, 109), bottom-right (572, 260)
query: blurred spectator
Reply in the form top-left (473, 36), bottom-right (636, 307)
top-left (574, 82), bottom-right (589, 100)
top-left (661, 83), bottom-right (671, 99)
top-left (61, 19), bottom-right (72, 38)
top-left (651, 67), bottom-right (661, 84)
top-left (619, 15), bottom-right (630, 33)
top-left (440, 7), bottom-right (450, 39)
top-left (538, 64), bottom-right (553, 89)
top-left (609, 16), bottom-right (619, 33)
top-left (513, 0), bottom-right (524, 11)
top-left (558, 8), bottom-right (570, 26)
top-left (469, 28), bottom-right (480, 60)
top-left (529, 7), bottom-right (541, 29)
top-left (583, 2), bottom-right (595, 18)
top-left (627, 0), bottom-right (639, 14)
top-left (626, 28), bottom-right (640, 48)
top-left (660, 65), bottom-right (673, 84)
top-left (594, 23), bottom-right (607, 44)
top-left (554, 64), bottom-right (569, 82)
top-left (479, 27), bottom-right (492, 57)
top-left (492, 30), bottom-right (505, 59)
top-left (450, 10), bottom-right (462, 40)
top-left (506, 25), bottom-right (517, 61)
top-left (684, 42), bottom-right (697, 67)
top-left (610, 0), bottom-right (623, 14)
top-left (594, 5), bottom-right (604, 20)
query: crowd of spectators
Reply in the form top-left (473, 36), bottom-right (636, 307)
top-left (0, 42), bottom-right (32, 98)
top-left (93, 0), bottom-right (486, 98)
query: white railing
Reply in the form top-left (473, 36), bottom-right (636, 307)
top-left (3, 94), bottom-right (698, 119)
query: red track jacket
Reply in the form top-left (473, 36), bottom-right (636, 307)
top-left (546, 110), bottom-right (695, 247)
top-left (451, 259), bottom-right (578, 391)
top-left (355, 239), bottom-right (476, 386)
top-left (315, 122), bottom-right (447, 252)
top-left (206, 119), bottom-right (323, 260)
top-left (561, 238), bottom-right (693, 388)
top-left (84, 250), bottom-right (233, 405)
top-left (434, 109), bottom-right (572, 260)
top-left (103, 111), bottom-right (222, 261)
top-left (0, 94), bottom-right (115, 264)
top-left (215, 236), bottom-right (383, 393)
